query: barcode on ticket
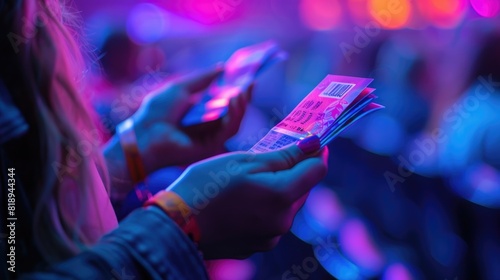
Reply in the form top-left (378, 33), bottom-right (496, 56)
top-left (250, 130), bottom-right (300, 153)
top-left (320, 82), bottom-right (355, 98)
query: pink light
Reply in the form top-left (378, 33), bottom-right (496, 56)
top-left (225, 50), bottom-right (257, 73)
top-left (201, 109), bottom-right (225, 122)
top-left (190, 0), bottom-right (224, 24)
top-left (348, 0), bottom-right (371, 25)
top-left (382, 263), bottom-right (414, 280)
top-left (299, 0), bottom-right (342, 30)
top-left (417, 0), bottom-right (467, 28)
top-left (305, 186), bottom-right (345, 232)
top-left (208, 259), bottom-right (255, 280)
top-left (469, 163), bottom-right (500, 193)
top-left (206, 98), bottom-right (229, 109)
top-left (150, 0), bottom-right (244, 24)
top-left (339, 218), bottom-right (385, 275)
top-left (204, 86), bottom-right (240, 112)
top-left (470, 0), bottom-right (500, 17)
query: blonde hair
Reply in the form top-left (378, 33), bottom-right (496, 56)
top-left (6, 0), bottom-right (112, 265)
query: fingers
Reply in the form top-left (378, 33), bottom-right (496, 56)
top-left (219, 87), bottom-right (250, 139)
top-left (173, 64), bottom-right (224, 94)
top-left (251, 135), bottom-right (321, 172)
top-left (279, 148), bottom-right (328, 202)
top-left (248, 147), bottom-right (327, 200)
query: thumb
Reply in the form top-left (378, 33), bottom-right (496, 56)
top-left (252, 135), bottom-right (321, 172)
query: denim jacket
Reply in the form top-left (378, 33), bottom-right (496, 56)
top-left (20, 207), bottom-right (209, 280)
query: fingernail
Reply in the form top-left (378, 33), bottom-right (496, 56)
top-left (297, 135), bottom-right (321, 154)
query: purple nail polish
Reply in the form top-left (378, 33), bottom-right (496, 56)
top-left (297, 135), bottom-right (321, 154)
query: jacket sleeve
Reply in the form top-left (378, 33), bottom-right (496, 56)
top-left (21, 207), bottom-right (208, 280)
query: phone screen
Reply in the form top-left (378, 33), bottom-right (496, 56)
top-left (181, 41), bottom-right (287, 129)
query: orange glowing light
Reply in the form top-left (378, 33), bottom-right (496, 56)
top-left (417, 0), bottom-right (467, 28)
top-left (299, 0), bottom-right (342, 31)
top-left (434, 0), bottom-right (461, 13)
top-left (368, 0), bottom-right (412, 29)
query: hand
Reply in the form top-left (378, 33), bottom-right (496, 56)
top-left (132, 65), bottom-right (251, 172)
top-left (166, 136), bottom-right (328, 259)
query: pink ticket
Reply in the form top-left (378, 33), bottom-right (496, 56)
top-left (250, 75), bottom-right (377, 153)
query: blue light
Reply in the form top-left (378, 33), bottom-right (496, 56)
top-left (126, 4), bottom-right (169, 44)
top-left (314, 244), bottom-right (361, 280)
top-left (291, 185), bottom-right (345, 244)
top-left (449, 163), bottom-right (500, 208)
top-left (355, 113), bottom-right (405, 156)
top-left (291, 209), bottom-right (319, 244)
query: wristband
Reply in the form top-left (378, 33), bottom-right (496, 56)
top-left (116, 118), bottom-right (152, 201)
top-left (144, 190), bottom-right (201, 245)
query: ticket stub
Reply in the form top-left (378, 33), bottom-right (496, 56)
top-left (250, 75), bottom-right (381, 153)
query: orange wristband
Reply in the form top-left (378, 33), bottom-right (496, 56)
top-left (116, 119), bottom-right (152, 201)
top-left (144, 190), bottom-right (201, 244)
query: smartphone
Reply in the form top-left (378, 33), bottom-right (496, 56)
top-left (181, 41), bottom-right (287, 132)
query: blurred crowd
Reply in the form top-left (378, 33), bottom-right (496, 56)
top-left (78, 0), bottom-right (500, 279)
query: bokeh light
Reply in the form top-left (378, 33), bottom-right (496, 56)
top-left (291, 209), bottom-right (323, 244)
top-left (314, 243), bottom-right (361, 280)
top-left (382, 263), bottom-right (414, 280)
top-left (470, 0), bottom-right (500, 17)
top-left (291, 185), bottom-right (346, 243)
top-left (304, 186), bottom-right (345, 233)
top-left (368, 0), bottom-right (412, 29)
top-left (339, 218), bottom-right (385, 276)
top-left (450, 163), bottom-right (500, 208)
top-left (126, 3), bottom-right (168, 44)
top-left (184, 0), bottom-right (237, 24)
top-left (417, 0), bottom-right (467, 28)
top-left (348, 0), bottom-right (371, 25)
top-left (299, 0), bottom-right (342, 30)
top-left (356, 114), bottom-right (405, 156)
top-left (155, 0), bottom-right (243, 25)
top-left (208, 259), bottom-right (255, 280)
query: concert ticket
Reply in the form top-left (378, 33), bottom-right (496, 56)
top-left (250, 75), bottom-right (383, 152)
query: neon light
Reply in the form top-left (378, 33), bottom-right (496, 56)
top-left (299, 0), bottom-right (342, 30)
top-left (470, 0), bottom-right (500, 17)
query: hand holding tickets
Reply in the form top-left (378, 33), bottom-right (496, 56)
top-left (250, 75), bottom-right (384, 152)
top-left (180, 40), bottom-right (383, 151)
top-left (181, 41), bottom-right (287, 129)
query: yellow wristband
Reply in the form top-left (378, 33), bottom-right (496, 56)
top-left (116, 119), bottom-right (152, 201)
top-left (144, 190), bottom-right (201, 245)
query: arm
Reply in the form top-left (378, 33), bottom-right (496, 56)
top-left (24, 136), bottom-right (327, 279)
top-left (102, 135), bottom-right (134, 204)
top-left (22, 207), bottom-right (208, 280)
top-left (101, 65), bottom-right (249, 205)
